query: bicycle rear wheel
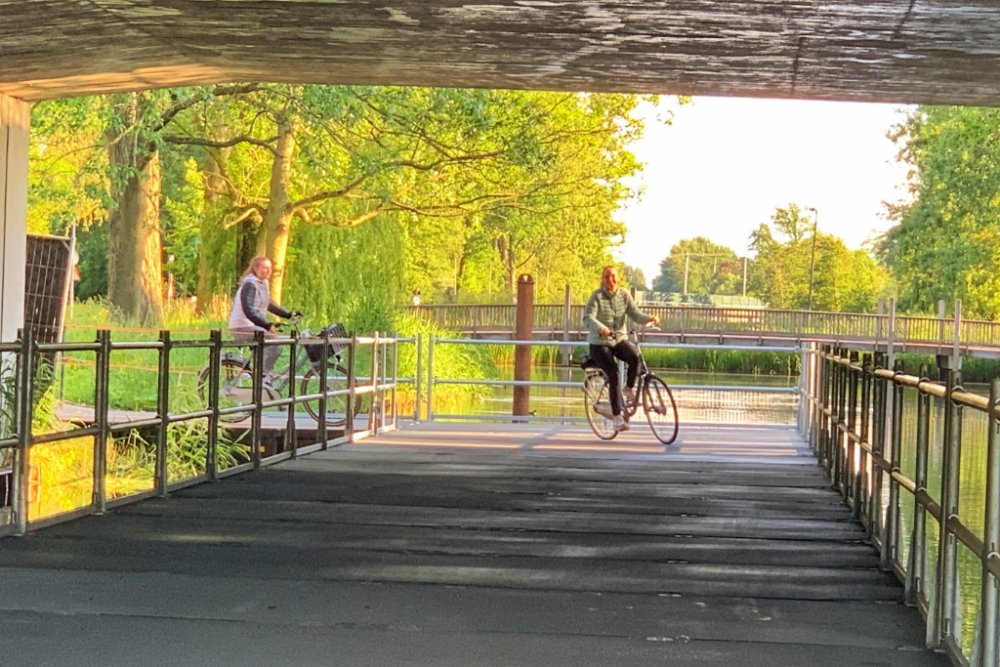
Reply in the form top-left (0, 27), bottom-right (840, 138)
top-left (643, 375), bottom-right (679, 445)
top-left (300, 365), bottom-right (351, 427)
top-left (583, 371), bottom-right (618, 440)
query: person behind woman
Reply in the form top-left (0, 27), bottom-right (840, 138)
top-left (582, 265), bottom-right (660, 432)
top-left (228, 256), bottom-right (298, 378)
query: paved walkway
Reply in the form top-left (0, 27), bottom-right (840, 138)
top-left (0, 423), bottom-right (946, 666)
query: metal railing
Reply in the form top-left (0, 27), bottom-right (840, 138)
top-left (422, 336), bottom-right (801, 425)
top-left (407, 304), bottom-right (1000, 348)
top-left (802, 345), bottom-right (1000, 667)
top-left (0, 328), bottom-right (409, 537)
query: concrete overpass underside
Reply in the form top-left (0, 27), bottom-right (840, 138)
top-left (2, 1), bottom-right (1000, 105)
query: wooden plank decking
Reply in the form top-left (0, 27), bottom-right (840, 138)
top-left (0, 423), bottom-right (947, 666)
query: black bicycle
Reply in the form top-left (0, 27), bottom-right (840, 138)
top-left (581, 324), bottom-right (679, 444)
top-left (196, 322), bottom-right (362, 427)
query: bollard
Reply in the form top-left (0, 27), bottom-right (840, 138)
top-left (513, 274), bottom-right (534, 421)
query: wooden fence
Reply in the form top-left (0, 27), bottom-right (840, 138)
top-left (405, 304), bottom-right (1000, 347)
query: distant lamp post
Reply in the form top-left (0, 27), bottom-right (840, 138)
top-left (806, 207), bottom-right (819, 311)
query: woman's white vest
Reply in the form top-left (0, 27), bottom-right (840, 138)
top-left (229, 275), bottom-right (271, 331)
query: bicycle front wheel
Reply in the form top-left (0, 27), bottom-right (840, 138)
top-left (300, 365), bottom-right (351, 428)
top-left (643, 375), bottom-right (679, 445)
top-left (198, 358), bottom-right (254, 423)
top-left (583, 372), bottom-right (618, 441)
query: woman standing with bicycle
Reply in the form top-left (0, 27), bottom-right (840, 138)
top-left (583, 266), bottom-right (659, 432)
top-left (228, 256), bottom-right (300, 379)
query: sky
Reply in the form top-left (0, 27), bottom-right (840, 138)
top-left (615, 96), bottom-right (915, 282)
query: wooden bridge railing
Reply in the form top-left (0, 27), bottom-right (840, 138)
top-left (406, 304), bottom-right (1000, 347)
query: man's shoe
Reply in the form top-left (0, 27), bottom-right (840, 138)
top-left (623, 386), bottom-right (636, 406)
top-left (613, 415), bottom-right (629, 432)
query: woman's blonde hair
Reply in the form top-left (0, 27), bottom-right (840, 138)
top-left (241, 256), bottom-right (271, 280)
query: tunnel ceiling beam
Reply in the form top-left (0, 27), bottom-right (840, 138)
top-left (1, 1), bottom-right (1000, 105)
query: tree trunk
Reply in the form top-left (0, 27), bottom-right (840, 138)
top-left (258, 119), bottom-right (297, 303)
top-left (107, 149), bottom-right (164, 325)
top-left (195, 149), bottom-right (229, 315)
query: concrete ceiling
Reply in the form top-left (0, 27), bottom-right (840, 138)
top-left (2, 1), bottom-right (1000, 105)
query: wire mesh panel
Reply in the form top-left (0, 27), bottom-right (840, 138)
top-left (24, 234), bottom-right (73, 345)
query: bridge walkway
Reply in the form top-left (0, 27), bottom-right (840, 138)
top-left (0, 422), bottom-right (946, 666)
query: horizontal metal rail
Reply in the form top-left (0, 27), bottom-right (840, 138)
top-left (425, 335), bottom-right (801, 425)
top-left (0, 326), bottom-right (408, 536)
top-left (803, 344), bottom-right (1000, 667)
top-left (408, 303), bottom-right (1000, 350)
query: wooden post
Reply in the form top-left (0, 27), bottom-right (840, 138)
top-left (952, 299), bottom-right (962, 370)
top-left (513, 274), bottom-right (534, 421)
top-left (876, 297), bottom-right (884, 343)
top-left (938, 299), bottom-right (947, 350)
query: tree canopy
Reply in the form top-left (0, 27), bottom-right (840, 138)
top-left (29, 85), bottom-right (657, 325)
top-left (877, 106), bottom-right (1000, 318)
top-left (750, 204), bottom-right (888, 312)
top-left (652, 237), bottom-right (740, 295)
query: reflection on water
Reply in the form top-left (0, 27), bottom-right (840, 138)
top-left (438, 365), bottom-right (799, 425)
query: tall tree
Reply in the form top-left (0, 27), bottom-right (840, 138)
top-left (653, 237), bottom-right (738, 294)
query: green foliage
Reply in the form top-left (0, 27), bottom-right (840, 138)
top-left (653, 237), bottom-right (740, 295)
top-left (619, 264), bottom-right (649, 291)
top-left (284, 214), bottom-right (405, 333)
top-left (30, 85), bottom-right (655, 323)
top-left (749, 204), bottom-right (889, 311)
top-left (878, 106), bottom-right (1000, 318)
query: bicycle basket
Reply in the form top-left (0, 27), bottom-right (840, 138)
top-left (305, 323), bottom-right (349, 365)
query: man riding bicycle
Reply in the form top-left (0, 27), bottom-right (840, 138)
top-left (582, 266), bottom-right (659, 432)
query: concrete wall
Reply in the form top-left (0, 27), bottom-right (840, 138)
top-left (0, 93), bottom-right (29, 342)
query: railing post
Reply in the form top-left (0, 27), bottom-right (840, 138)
top-left (848, 351), bottom-right (862, 518)
top-left (13, 328), bottom-right (34, 535)
top-left (345, 333), bottom-right (356, 442)
top-left (838, 348), bottom-right (850, 497)
top-left (887, 298), bottom-right (897, 369)
top-left (414, 333), bottom-right (422, 422)
top-left (820, 345), bottom-right (832, 471)
top-left (797, 345), bottom-right (807, 435)
top-left (930, 369), bottom-right (963, 649)
top-left (906, 363), bottom-right (931, 601)
top-left (206, 330), bottom-right (221, 480)
top-left (370, 331), bottom-right (380, 435)
top-left (952, 299), bottom-right (963, 371)
top-left (858, 353), bottom-right (872, 524)
top-left (155, 330), bottom-right (171, 495)
top-left (391, 333), bottom-right (399, 429)
top-left (286, 331), bottom-right (298, 458)
top-left (883, 360), bottom-right (904, 572)
top-left (870, 352), bottom-right (886, 543)
top-left (250, 330), bottom-right (264, 469)
top-left (976, 378), bottom-right (1000, 667)
top-left (92, 329), bottom-right (111, 513)
top-left (426, 335), bottom-right (435, 423)
top-left (318, 329), bottom-right (329, 448)
top-left (562, 285), bottom-right (572, 367)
